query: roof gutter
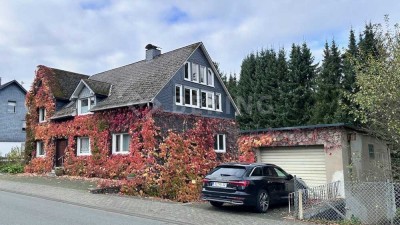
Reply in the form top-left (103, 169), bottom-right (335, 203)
top-left (240, 123), bottom-right (365, 135)
top-left (90, 100), bottom-right (151, 112)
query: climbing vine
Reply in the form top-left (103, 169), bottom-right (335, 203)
top-left (238, 128), bottom-right (343, 162)
top-left (25, 66), bottom-right (239, 202)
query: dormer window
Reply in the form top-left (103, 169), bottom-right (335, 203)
top-left (78, 97), bottom-right (95, 115)
top-left (39, 108), bottom-right (46, 123)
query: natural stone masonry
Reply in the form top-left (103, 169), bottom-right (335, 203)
top-left (0, 179), bottom-right (308, 225)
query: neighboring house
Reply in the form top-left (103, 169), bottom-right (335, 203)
top-left (26, 42), bottom-right (239, 173)
top-left (239, 123), bottom-right (391, 188)
top-left (0, 80), bottom-right (27, 156)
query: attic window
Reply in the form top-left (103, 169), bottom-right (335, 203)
top-left (78, 97), bottom-right (95, 115)
top-left (207, 68), bottom-right (214, 86)
top-left (199, 66), bottom-right (206, 84)
top-left (191, 63), bottom-right (199, 82)
top-left (184, 62), bottom-right (190, 81)
top-left (215, 93), bottom-right (222, 111)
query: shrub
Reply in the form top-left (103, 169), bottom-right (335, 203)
top-left (0, 163), bottom-right (24, 174)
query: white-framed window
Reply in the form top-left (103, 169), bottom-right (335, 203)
top-left (38, 107), bottom-right (46, 123)
top-left (201, 91), bottom-right (214, 110)
top-left (36, 141), bottom-right (45, 157)
top-left (215, 93), bottom-right (222, 111)
top-left (214, 134), bottom-right (226, 153)
top-left (199, 65), bottom-right (206, 85)
top-left (175, 85), bottom-right (183, 105)
top-left (78, 97), bottom-right (95, 115)
top-left (184, 62), bottom-right (191, 81)
top-left (112, 133), bottom-right (131, 154)
top-left (184, 87), bottom-right (199, 107)
top-left (191, 63), bottom-right (199, 82)
top-left (22, 121), bottom-right (26, 131)
top-left (8, 101), bottom-right (16, 113)
top-left (207, 68), bottom-right (214, 86)
top-left (77, 137), bottom-right (91, 156)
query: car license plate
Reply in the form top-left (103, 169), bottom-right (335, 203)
top-left (212, 182), bottom-right (227, 188)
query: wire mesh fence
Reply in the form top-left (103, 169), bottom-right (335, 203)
top-left (289, 180), bottom-right (400, 224)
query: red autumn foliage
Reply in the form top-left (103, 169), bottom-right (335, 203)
top-left (25, 66), bottom-right (239, 202)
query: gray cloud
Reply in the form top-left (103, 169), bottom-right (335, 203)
top-left (0, 0), bottom-right (398, 89)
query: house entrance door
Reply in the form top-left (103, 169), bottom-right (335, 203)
top-left (55, 139), bottom-right (67, 167)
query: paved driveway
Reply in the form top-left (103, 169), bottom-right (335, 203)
top-left (0, 174), bottom-right (308, 225)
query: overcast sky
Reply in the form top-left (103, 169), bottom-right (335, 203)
top-left (0, 0), bottom-right (399, 90)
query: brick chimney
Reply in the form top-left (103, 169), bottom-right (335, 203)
top-left (145, 44), bottom-right (161, 61)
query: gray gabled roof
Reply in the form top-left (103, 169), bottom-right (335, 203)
top-left (89, 42), bottom-right (201, 111)
top-left (49, 42), bottom-right (240, 119)
top-left (0, 80), bottom-right (27, 94)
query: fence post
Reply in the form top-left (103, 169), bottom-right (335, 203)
top-left (298, 190), bottom-right (303, 220)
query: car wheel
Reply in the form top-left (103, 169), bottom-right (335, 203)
top-left (255, 190), bottom-right (270, 213)
top-left (209, 201), bottom-right (224, 208)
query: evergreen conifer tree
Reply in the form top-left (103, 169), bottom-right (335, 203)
top-left (311, 40), bottom-right (343, 124)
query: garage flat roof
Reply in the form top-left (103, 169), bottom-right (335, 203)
top-left (240, 123), bottom-right (366, 135)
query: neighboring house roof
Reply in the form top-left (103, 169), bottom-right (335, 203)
top-left (0, 80), bottom-right (27, 94)
top-left (240, 123), bottom-right (367, 134)
top-left (47, 68), bottom-right (89, 100)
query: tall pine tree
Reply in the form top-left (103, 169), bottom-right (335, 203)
top-left (311, 40), bottom-right (343, 124)
top-left (285, 43), bottom-right (317, 126)
top-left (237, 53), bottom-right (257, 129)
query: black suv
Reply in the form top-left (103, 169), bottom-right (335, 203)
top-left (201, 162), bottom-right (295, 213)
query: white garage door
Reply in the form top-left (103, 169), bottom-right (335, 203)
top-left (259, 145), bottom-right (327, 187)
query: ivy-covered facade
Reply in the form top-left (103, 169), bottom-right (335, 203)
top-left (25, 43), bottom-right (239, 201)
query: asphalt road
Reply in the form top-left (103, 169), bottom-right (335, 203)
top-left (0, 191), bottom-right (170, 225)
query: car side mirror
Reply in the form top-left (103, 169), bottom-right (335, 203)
top-left (287, 174), bottom-right (294, 180)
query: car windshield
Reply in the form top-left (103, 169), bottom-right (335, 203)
top-left (209, 166), bottom-right (246, 178)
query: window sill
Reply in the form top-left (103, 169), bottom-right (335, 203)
top-left (182, 104), bottom-right (200, 109)
top-left (177, 104), bottom-right (224, 113)
top-left (214, 150), bottom-right (226, 153)
top-left (112, 151), bottom-right (130, 155)
top-left (36, 155), bottom-right (46, 158)
top-left (39, 120), bottom-right (46, 123)
top-left (77, 112), bottom-right (94, 116)
top-left (77, 153), bottom-right (91, 156)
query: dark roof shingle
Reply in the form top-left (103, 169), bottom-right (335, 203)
top-left (89, 42), bottom-right (201, 111)
top-left (48, 68), bottom-right (89, 100)
top-left (49, 42), bottom-right (202, 118)
top-left (83, 79), bottom-right (111, 97)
